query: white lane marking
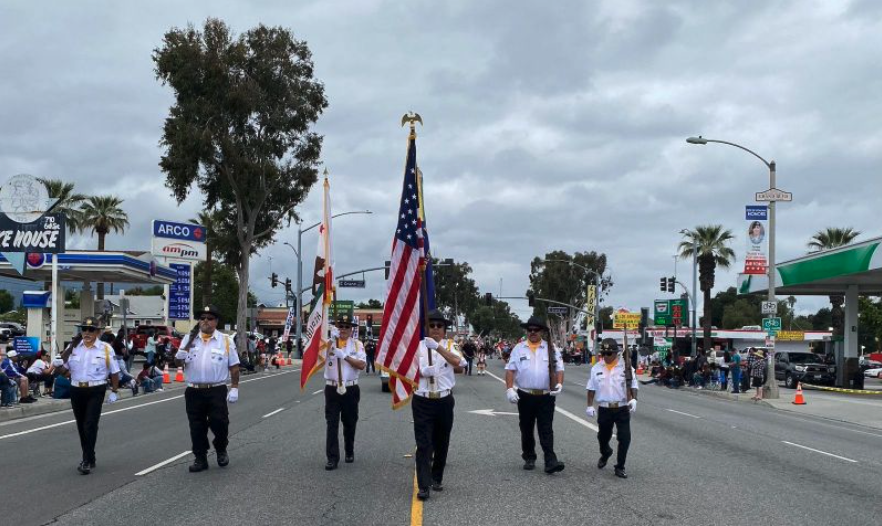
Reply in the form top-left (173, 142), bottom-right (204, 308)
top-left (0, 369), bottom-right (301, 441)
top-left (135, 450), bottom-right (192, 476)
top-left (781, 441), bottom-right (858, 463)
top-left (485, 371), bottom-right (599, 432)
top-left (468, 409), bottom-right (519, 416)
top-left (666, 409), bottom-right (701, 419)
top-left (312, 389), bottom-right (324, 395)
top-left (263, 408), bottom-right (285, 418)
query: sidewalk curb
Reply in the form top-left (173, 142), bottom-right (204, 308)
top-left (0, 361), bottom-right (303, 423)
top-left (678, 385), bottom-right (774, 408)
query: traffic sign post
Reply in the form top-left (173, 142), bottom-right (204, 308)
top-left (761, 301), bottom-right (777, 315)
top-left (762, 317), bottom-right (782, 336)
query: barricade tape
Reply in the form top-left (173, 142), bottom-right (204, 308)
top-left (800, 384), bottom-right (882, 395)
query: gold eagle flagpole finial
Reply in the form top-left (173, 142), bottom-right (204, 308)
top-left (401, 112), bottom-right (423, 137)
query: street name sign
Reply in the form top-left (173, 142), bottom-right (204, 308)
top-left (755, 188), bottom-right (793, 202)
top-left (338, 279), bottom-right (366, 288)
top-left (761, 301), bottom-right (778, 315)
top-left (547, 306), bottom-right (569, 316)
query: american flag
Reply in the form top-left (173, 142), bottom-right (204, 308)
top-left (377, 133), bottom-right (425, 408)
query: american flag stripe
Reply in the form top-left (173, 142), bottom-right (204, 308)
top-left (379, 243), bottom-right (422, 377)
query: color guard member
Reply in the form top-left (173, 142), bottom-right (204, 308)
top-left (324, 314), bottom-right (367, 470)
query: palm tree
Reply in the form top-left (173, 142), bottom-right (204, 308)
top-left (79, 195), bottom-right (130, 299)
top-left (679, 225), bottom-right (736, 354)
top-left (38, 178), bottom-right (86, 233)
top-left (807, 227), bottom-right (861, 335)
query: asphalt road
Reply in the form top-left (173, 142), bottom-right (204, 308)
top-left (4, 360), bottom-right (881, 526)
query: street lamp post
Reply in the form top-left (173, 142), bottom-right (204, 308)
top-left (283, 210), bottom-right (372, 359)
top-left (687, 136), bottom-right (779, 399)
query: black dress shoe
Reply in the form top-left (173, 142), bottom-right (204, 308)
top-left (544, 461), bottom-right (565, 474)
top-left (523, 459), bottom-right (536, 470)
top-left (597, 448), bottom-right (613, 469)
top-left (189, 458), bottom-right (209, 473)
top-left (344, 454), bottom-right (354, 463)
top-left (431, 481), bottom-right (444, 491)
top-left (217, 451), bottom-right (229, 467)
top-left (325, 461), bottom-right (338, 471)
top-left (416, 488), bottom-right (430, 501)
top-left (77, 461), bottom-right (91, 475)
top-left (615, 467), bottom-right (628, 479)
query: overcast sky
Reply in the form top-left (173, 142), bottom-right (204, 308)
top-left (2, 0), bottom-right (881, 321)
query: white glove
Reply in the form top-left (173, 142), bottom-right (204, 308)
top-left (175, 350), bottom-right (190, 360)
top-left (227, 387), bottom-right (239, 403)
top-left (420, 364), bottom-right (437, 377)
top-left (585, 406), bottom-right (596, 418)
top-left (52, 358), bottom-right (64, 367)
top-left (423, 337), bottom-right (439, 350)
top-left (549, 383), bottom-right (563, 397)
top-left (628, 399), bottom-right (637, 413)
top-left (107, 391), bottom-right (119, 404)
top-left (330, 327), bottom-right (340, 339)
top-left (506, 387), bottom-right (519, 404)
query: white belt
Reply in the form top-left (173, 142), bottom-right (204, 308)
top-left (598, 401), bottom-right (627, 408)
top-left (74, 381), bottom-right (107, 387)
top-left (187, 382), bottom-right (226, 389)
top-left (414, 389), bottom-right (451, 399)
top-left (326, 380), bottom-right (358, 387)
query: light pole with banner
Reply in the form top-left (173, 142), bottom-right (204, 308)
top-left (687, 136), bottom-right (790, 399)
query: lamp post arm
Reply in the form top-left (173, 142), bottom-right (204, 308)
top-left (701, 139), bottom-right (772, 170)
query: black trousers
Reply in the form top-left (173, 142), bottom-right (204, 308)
top-left (365, 354), bottom-right (376, 374)
top-left (28, 372), bottom-right (54, 389)
top-left (325, 385), bottom-right (360, 463)
top-left (412, 394), bottom-right (454, 489)
top-left (516, 391), bottom-right (557, 466)
top-left (70, 386), bottom-right (106, 464)
top-left (185, 386), bottom-right (229, 458)
top-left (597, 406), bottom-right (632, 469)
top-left (465, 357), bottom-right (473, 375)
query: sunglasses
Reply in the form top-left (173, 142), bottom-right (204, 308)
top-left (428, 323), bottom-right (446, 329)
top-left (199, 316), bottom-right (217, 322)
top-left (526, 328), bottom-right (543, 333)
top-left (81, 327), bottom-right (99, 333)
top-left (600, 350), bottom-right (616, 356)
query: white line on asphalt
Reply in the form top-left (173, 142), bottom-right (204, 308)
top-left (263, 408), bottom-right (285, 418)
top-left (135, 451), bottom-right (192, 476)
top-left (666, 409), bottom-right (701, 419)
top-left (781, 440), bottom-right (858, 463)
top-left (313, 389), bottom-right (324, 395)
top-left (485, 371), bottom-right (599, 432)
top-left (0, 369), bottom-right (302, 441)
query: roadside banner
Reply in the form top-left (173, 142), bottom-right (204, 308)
top-left (744, 205), bottom-right (768, 275)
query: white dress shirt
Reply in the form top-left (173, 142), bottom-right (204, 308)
top-left (66, 341), bottom-right (121, 384)
top-left (324, 338), bottom-right (366, 383)
top-left (586, 359), bottom-right (639, 403)
top-left (416, 339), bottom-right (466, 394)
top-left (505, 340), bottom-right (564, 391)
top-left (180, 331), bottom-right (239, 384)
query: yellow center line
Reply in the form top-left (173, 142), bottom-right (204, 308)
top-left (410, 463), bottom-right (423, 526)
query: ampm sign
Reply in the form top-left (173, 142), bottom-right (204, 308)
top-left (745, 205), bottom-right (768, 221)
top-left (152, 220), bottom-right (206, 243)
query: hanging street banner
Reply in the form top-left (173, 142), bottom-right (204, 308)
top-left (281, 306), bottom-right (296, 342)
top-left (0, 213), bottom-right (65, 253)
top-left (151, 220), bottom-right (207, 261)
top-left (744, 205), bottom-right (768, 275)
top-left (585, 285), bottom-right (597, 326)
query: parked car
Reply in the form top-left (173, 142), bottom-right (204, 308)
top-left (859, 357), bottom-right (882, 371)
top-left (863, 366), bottom-right (882, 379)
top-left (0, 322), bottom-right (25, 340)
top-left (774, 351), bottom-right (835, 389)
top-left (128, 325), bottom-right (183, 353)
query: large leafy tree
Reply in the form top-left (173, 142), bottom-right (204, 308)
top-left (469, 300), bottom-right (522, 339)
top-left (807, 227), bottom-right (861, 336)
top-left (154, 19), bottom-right (328, 350)
top-left (432, 259), bottom-right (480, 325)
top-left (189, 209), bottom-right (223, 308)
top-left (38, 178), bottom-right (85, 233)
top-left (527, 250), bottom-right (611, 332)
top-left (193, 260), bottom-right (257, 328)
top-left (79, 195), bottom-right (130, 299)
top-left (679, 225), bottom-right (735, 353)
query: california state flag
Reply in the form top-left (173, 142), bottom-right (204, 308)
top-left (300, 176), bottom-right (333, 390)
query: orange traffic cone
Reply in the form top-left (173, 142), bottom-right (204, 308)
top-left (636, 365), bottom-right (644, 375)
top-left (792, 382), bottom-right (806, 405)
top-left (287, 356), bottom-right (293, 366)
top-left (162, 366), bottom-right (171, 384)
top-left (279, 353), bottom-right (285, 366)
top-left (175, 367), bottom-right (184, 382)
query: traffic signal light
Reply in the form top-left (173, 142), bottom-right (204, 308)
top-left (384, 260), bottom-right (391, 280)
top-left (667, 276), bottom-right (675, 293)
top-left (484, 293), bottom-right (493, 306)
top-left (659, 277), bottom-right (667, 292)
top-left (271, 272), bottom-right (279, 288)
top-left (527, 293), bottom-right (535, 307)
top-left (285, 278), bottom-right (292, 293)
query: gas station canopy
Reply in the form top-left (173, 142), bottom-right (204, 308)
top-left (0, 251), bottom-right (177, 285)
